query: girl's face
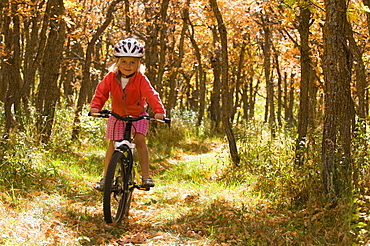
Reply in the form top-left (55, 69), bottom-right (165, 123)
top-left (117, 57), bottom-right (140, 76)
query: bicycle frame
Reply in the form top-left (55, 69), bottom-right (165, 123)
top-left (90, 110), bottom-right (170, 224)
top-left (113, 136), bottom-right (148, 191)
top-left (110, 115), bottom-right (152, 191)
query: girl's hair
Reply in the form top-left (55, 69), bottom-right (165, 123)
top-left (109, 58), bottom-right (146, 74)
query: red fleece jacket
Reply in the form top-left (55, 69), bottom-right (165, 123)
top-left (90, 71), bottom-right (165, 116)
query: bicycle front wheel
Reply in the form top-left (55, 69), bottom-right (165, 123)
top-left (103, 149), bottom-right (134, 224)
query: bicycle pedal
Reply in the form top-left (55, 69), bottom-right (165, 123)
top-left (138, 186), bottom-right (150, 191)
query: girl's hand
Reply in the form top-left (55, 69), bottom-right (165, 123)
top-left (154, 113), bottom-right (165, 120)
top-left (90, 108), bottom-right (100, 116)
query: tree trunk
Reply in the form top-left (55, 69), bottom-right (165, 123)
top-left (124, 0), bottom-right (131, 34)
top-left (209, 26), bottom-right (222, 130)
top-left (284, 73), bottom-right (295, 127)
top-left (364, 0), bottom-right (370, 120)
top-left (23, 10), bottom-right (41, 113)
top-left (322, 0), bottom-right (353, 200)
top-left (35, 0), bottom-right (66, 143)
top-left (187, 14), bottom-right (205, 126)
top-left (209, 0), bottom-right (240, 166)
top-left (167, 0), bottom-right (189, 117)
top-left (72, 0), bottom-right (124, 140)
top-left (144, 0), bottom-right (169, 95)
top-left (296, 4), bottom-right (312, 164)
top-left (1, 0), bottom-right (23, 133)
top-left (197, 70), bottom-right (206, 126)
top-left (346, 17), bottom-right (368, 187)
top-left (232, 41), bottom-right (247, 122)
top-left (274, 52), bottom-right (282, 127)
top-left (261, 15), bottom-right (275, 137)
top-left (155, 0), bottom-right (169, 94)
top-left (346, 22), bottom-right (367, 122)
top-left (308, 65), bottom-right (318, 129)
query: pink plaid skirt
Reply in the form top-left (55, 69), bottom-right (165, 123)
top-left (105, 111), bottom-right (149, 140)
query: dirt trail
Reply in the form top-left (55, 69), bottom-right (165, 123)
top-left (1, 144), bottom-right (241, 245)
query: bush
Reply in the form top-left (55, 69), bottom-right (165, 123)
top-left (0, 103), bottom-right (107, 193)
top-left (0, 131), bottom-right (58, 193)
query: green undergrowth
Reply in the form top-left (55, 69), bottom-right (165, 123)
top-left (0, 105), bottom-right (369, 245)
top-left (232, 121), bottom-right (370, 245)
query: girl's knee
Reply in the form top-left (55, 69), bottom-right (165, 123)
top-left (108, 140), bottom-right (114, 150)
top-left (134, 133), bottom-right (146, 147)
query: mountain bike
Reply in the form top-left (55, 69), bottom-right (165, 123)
top-left (90, 110), bottom-right (170, 224)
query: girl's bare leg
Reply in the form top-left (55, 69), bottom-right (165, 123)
top-left (133, 133), bottom-right (150, 177)
top-left (94, 140), bottom-right (115, 191)
top-left (104, 140), bottom-right (115, 176)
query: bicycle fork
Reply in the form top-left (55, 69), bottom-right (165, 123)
top-left (114, 140), bottom-right (150, 191)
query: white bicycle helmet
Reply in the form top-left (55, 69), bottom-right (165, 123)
top-left (113, 38), bottom-right (145, 58)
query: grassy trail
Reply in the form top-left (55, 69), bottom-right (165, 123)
top-left (1, 110), bottom-right (368, 245)
top-left (1, 137), bottom-right (366, 245)
top-left (0, 141), bottom-right (264, 245)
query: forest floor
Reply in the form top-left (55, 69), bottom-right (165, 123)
top-left (1, 137), bottom-right (369, 245)
top-left (0, 140), bottom-right (268, 245)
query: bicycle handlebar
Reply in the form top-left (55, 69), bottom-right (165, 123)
top-left (89, 110), bottom-right (171, 124)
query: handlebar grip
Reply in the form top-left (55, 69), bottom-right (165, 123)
top-left (99, 109), bottom-right (111, 114)
top-left (97, 113), bottom-right (110, 118)
top-left (88, 111), bottom-right (110, 118)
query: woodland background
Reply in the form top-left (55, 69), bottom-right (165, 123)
top-left (1, 0), bottom-right (370, 244)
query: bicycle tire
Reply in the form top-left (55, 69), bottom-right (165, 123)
top-left (103, 149), bottom-right (134, 224)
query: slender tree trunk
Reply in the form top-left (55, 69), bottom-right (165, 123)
top-left (167, 0), bottom-right (189, 117)
top-left (144, 0), bottom-right (169, 95)
top-left (124, 0), bottom-right (131, 34)
top-left (296, 4), bottom-right (311, 164)
top-left (261, 15), bottom-right (275, 137)
top-left (144, 5), bottom-right (159, 89)
top-left (23, 8), bottom-right (41, 113)
top-left (155, 0), bottom-right (169, 94)
top-left (187, 14), bottom-right (205, 126)
top-left (274, 52), bottom-right (282, 127)
top-left (242, 84), bottom-right (249, 121)
top-left (209, 26), bottom-right (222, 130)
top-left (363, 0), bottom-right (370, 129)
top-left (346, 22), bottom-right (367, 122)
top-left (250, 79), bottom-right (260, 121)
top-left (285, 73), bottom-right (295, 127)
top-left (197, 70), bottom-right (206, 126)
top-left (209, 0), bottom-right (240, 166)
top-left (308, 66), bottom-right (318, 129)
top-left (72, 0), bottom-right (124, 139)
top-left (232, 42), bottom-right (246, 122)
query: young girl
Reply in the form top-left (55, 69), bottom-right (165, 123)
top-left (90, 38), bottom-right (166, 190)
